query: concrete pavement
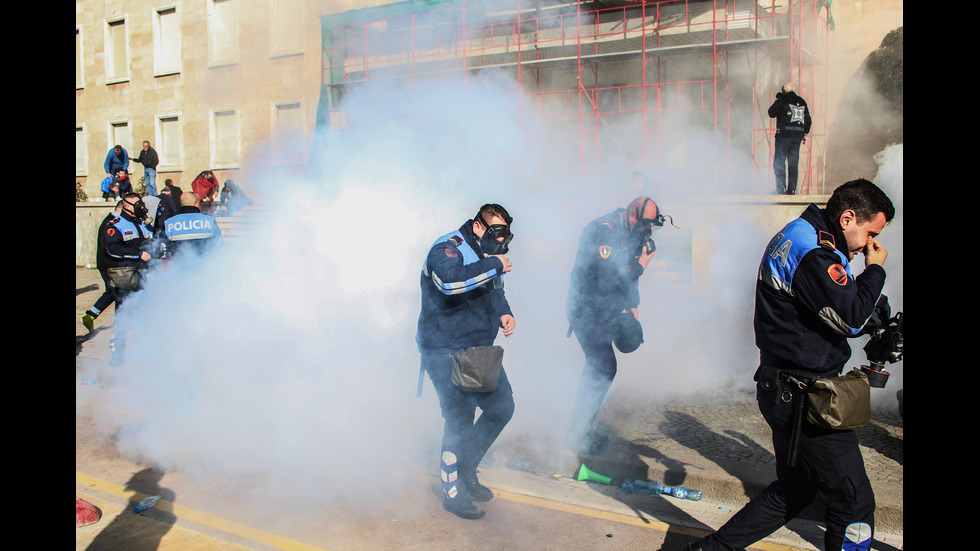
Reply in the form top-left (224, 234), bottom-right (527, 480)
top-left (76, 266), bottom-right (903, 550)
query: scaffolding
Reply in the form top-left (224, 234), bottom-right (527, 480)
top-left (318, 0), bottom-right (830, 196)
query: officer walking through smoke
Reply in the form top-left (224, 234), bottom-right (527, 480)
top-left (416, 204), bottom-right (517, 520)
top-left (566, 196), bottom-right (662, 455)
top-left (103, 192), bottom-right (158, 366)
top-left (685, 179), bottom-right (895, 551)
top-left (768, 82), bottom-right (812, 194)
top-left (164, 191), bottom-right (223, 258)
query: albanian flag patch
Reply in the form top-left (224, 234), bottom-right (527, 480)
top-left (827, 264), bottom-right (848, 286)
top-left (444, 248), bottom-right (458, 258)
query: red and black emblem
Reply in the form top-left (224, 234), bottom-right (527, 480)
top-left (444, 248), bottom-right (458, 258)
top-left (827, 264), bottom-right (848, 286)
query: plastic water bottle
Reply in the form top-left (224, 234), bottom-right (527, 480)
top-left (625, 479), bottom-right (702, 501)
top-left (134, 495), bottom-right (161, 513)
top-left (667, 486), bottom-right (703, 501)
top-left (505, 459), bottom-right (535, 473)
top-left (635, 479), bottom-right (666, 495)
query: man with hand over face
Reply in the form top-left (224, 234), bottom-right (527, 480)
top-left (416, 203), bottom-right (517, 520)
top-left (566, 196), bottom-right (662, 455)
top-left (686, 179), bottom-right (895, 551)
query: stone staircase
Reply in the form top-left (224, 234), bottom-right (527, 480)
top-left (214, 203), bottom-right (271, 242)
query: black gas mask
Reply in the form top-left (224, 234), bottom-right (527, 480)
top-left (629, 198), bottom-right (663, 255)
top-left (127, 198), bottom-right (149, 221)
top-left (477, 211), bottom-right (513, 255)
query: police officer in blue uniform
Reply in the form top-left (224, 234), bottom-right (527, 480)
top-left (103, 192), bottom-right (156, 365)
top-left (685, 179), bottom-right (894, 551)
top-left (768, 82), bottom-right (812, 194)
top-left (416, 203), bottom-right (516, 520)
top-left (164, 191), bottom-right (223, 258)
top-left (566, 196), bottom-right (660, 455)
top-left (82, 201), bottom-right (123, 332)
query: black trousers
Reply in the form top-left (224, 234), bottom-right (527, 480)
top-left (568, 315), bottom-right (619, 442)
top-left (91, 269), bottom-right (116, 314)
top-left (421, 352), bottom-right (514, 482)
top-left (702, 368), bottom-right (876, 551)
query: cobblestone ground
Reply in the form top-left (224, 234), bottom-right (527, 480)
top-left (604, 386), bottom-right (903, 484)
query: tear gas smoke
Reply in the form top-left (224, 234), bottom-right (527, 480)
top-left (91, 69), bottom-right (903, 510)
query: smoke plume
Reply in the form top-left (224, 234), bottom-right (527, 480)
top-left (92, 67), bottom-right (902, 510)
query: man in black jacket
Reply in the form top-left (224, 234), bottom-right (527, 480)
top-left (685, 179), bottom-right (895, 551)
top-left (133, 141), bottom-right (160, 196)
top-left (768, 82), bottom-right (812, 194)
top-left (82, 201), bottom-right (123, 332)
top-left (103, 193), bottom-right (156, 365)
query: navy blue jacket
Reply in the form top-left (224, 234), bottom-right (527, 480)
top-left (754, 204), bottom-right (885, 378)
top-left (103, 211), bottom-right (153, 269)
top-left (416, 221), bottom-right (512, 354)
top-left (566, 208), bottom-right (644, 324)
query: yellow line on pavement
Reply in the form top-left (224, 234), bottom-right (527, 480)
top-left (76, 472), bottom-right (327, 551)
top-left (491, 488), bottom-right (807, 551)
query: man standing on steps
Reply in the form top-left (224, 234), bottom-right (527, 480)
top-left (132, 140), bottom-right (160, 196)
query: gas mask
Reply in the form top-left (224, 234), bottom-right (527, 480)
top-left (128, 199), bottom-right (149, 221)
top-left (477, 212), bottom-right (514, 255)
top-left (628, 198), bottom-right (664, 256)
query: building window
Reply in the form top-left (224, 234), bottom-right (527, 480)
top-left (211, 108), bottom-right (240, 168)
top-left (76, 27), bottom-right (84, 89)
top-left (270, 0), bottom-right (302, 58)
top-left (157, 114), bottom-right (182, 171)
top-left (108, 120), bottom-right (132, 163)
top-left (154, 6), bottom-right (181, 76)
top-left (106, 17), bottom-right (129, 83)
top-left (76, 125), bottom-right (87, 176)
top-left (273, 101), bottom-right (304, 166)
top-left (208, 0), bottom-right (238, 67)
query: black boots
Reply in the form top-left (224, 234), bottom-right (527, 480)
top-left (442, 491), bottom-right (485, 520)
top-left (461, 470), bottom-right (493, 502)
top-left (442, 469), bottom-right (492, 519)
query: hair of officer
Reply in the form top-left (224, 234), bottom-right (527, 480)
top-left (122, 192), bottom-right (141, 202)
top-left (181, 192), bottom-right (201, 208)
top-left (476, 203), bottom-right (512, 226)
top-left (626, 196), bottom-right (658, 226)
top-left (825, 178), bottom-right (895, 224)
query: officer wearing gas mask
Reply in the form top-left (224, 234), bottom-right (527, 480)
top-left (102, 192), bottom-right (156, 365)
top-left (416, 203), bottom-right (516, 520)
top-left (566, 196), bottom-right (661, 455)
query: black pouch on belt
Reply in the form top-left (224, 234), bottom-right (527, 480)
top-left (450, 345), bottom-right (504, 392)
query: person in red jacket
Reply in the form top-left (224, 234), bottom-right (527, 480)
top-left (190, 170), bottom-right (220, 213)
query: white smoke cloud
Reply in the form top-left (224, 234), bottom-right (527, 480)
top-left (93, 61), bottom-right (903, 511)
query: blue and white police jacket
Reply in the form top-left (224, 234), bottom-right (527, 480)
top-left (164, 210), bottom-right (222, 255)
top-left (104, 213), bottom-right (153, 267)
top-left (754, 204), bottom-right (885, 377)
top-left (416, 221), bottom-right (513, 354)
